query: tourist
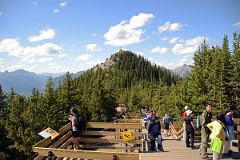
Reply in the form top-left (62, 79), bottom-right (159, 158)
top-left (185, 110), bottom-right (195, 149)
top-left (68, 107), bottom-right (82, 150)
top-left (146, 110), bottom-right (154, 129)
top-left (182, 106), bottom-right (189, 142)
top-left (148, 116), bottom-right (164, 151)
top-left (223, 108), bottom-right (234, 156)
top-left (200, 104), bottom-right (213, 159)
top-left (163, 114), bottom-right (170, 136)
top-left (207, 113), bottom-right (226, 160)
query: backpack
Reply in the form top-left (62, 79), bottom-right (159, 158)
top-left (76, 114), bottom-right (87, 133)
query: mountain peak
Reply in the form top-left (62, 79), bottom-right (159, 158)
top-left (14, 69), bottom-right (29, 73)
top-left (173, 64), bottom-right (191, 78)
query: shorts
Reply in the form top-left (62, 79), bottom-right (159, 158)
top-left (72, 131), bottom-right (80, 137)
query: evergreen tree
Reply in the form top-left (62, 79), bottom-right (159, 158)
top-left (230, 33), bottom-right (240, 108)
top-left (0, 85), bottom-right (8, 117)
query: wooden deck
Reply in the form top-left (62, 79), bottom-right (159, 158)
top-left (33, 119), bottom-right (240, 160)
top-left (140, 135), bottom-right (240, 160)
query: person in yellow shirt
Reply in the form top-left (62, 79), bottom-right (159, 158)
top-left (207, 113), bottom-right (226, 160)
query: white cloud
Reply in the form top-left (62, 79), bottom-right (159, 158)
top-left (172, 36), bottom-right (207, 55)
top-left (158, 21), bottom-right (183, 33)
top-left (33, 1), bottom-right (38, 5)
top-left (73, 60), bottom-right (102, 73)
top-left (48, 63), bottom-right (56, 66)
top-left (48, 64), bottom-right (66, 73)
top-left (180, 57), bottom-right (188, 63)
top-left (233, 21), bottom-right (240, 28)
top-left (76, 54), bottom-right (93, 61)
top-left (24, 43), bottom-right (63, 57)
top-left (148, 57), bottom-right (154, 63)
top-left (151, 61), bottom-right (181, 70)
top-left (28, 28), bottom-right (55, 42)
top-left (151, 46), bottom-right (168, 54)
top-left (135, 51), bottom-right (144, 56)
top-left (0, 12), bottom-right (2, 16)
top-left (0, 38), bottom-right (23, 57)
top-left (165, 63), bottom-right (182, 70)
top-left (161, 37), bottom-right (181, 44)
top-left (53, 2), bottom-right (67, 14)
top-left (3, 63), bottom-right (26, 72)
top-left (86, 44), bottom-right (102, 52)
top-left (57, 54), bottom-right (67, 58)
top-left (0, 58), bottom-right (4, 64)
top-left (178, 55), bottom-right (194, 66)
top-left (36, 57), bottom-right (53, 63)
top-left (128, 13), bottom-right (154, 28)
top-left (0, 38), bottom-right (64, 64)
top-left (169, 37), bottom-right (180, 43)
top-left (53, 9), bottom-right (59, 13)
top-left (104, 13), bottom-right (154, 46)
top-left (60, 2), bottom-right (67, 8)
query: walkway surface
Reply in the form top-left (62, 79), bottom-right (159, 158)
top-left (140, 138), bottom-right (240, 160)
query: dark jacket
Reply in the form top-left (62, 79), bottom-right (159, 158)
top-left (148, 121), bottom-right (161, 136)
top-left (201, 110), bottom-right (212, 134)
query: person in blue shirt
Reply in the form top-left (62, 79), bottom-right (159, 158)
top-left (68, 107), bottom-right (81, 150)
top-left (223, 108), bottom-right (234, 156)
top-left (146, 110), bottom-right (154, 129)
top-left (163, 114), bottom-right (170, 136)
top-left (148, 116), bottom-right (164, 151)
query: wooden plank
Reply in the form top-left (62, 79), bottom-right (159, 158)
top-left (50, 131), bottom-right (72, 148)
top-left (33, 137), bottom-right (52, 148)
top-left (33, 147), bottom-right (139, 160)
top-left (59, 123), bottom-right (71, 134)
top-left (79, 144), bottom-right (141, 150)
top-left (82, 131), bottom-right (143, 137)
top-left (233, 118), bottom-right (240, 124)
top-left (59, 138), bottom-right (72, 149)
top-left (169, 123), bottom-right (178, 138)
top-left (50, 139), bottom-right (73, 160)
top-left (87, 122), bottom-right (141, 130)
top-left (59, 122), bottom-right (142, 134)
top-left (176, 128), bottom-right (184, 136)
top-left (117, 119), bottom-right (142, 123)
top-left (78, 138), bottom-right (142, 144)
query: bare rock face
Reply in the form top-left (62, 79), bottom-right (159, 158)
top-left (173, 64), bottom-right (191, 78)
top-left (98, 58), bottom-right (117, 70)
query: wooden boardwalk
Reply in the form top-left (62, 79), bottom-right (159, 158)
top-left (33, 119), bottom-right (240, 160)
top-left (140, 138), bottom-right (240, 160)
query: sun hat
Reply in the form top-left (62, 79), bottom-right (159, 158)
top-left (186, 110), bottom-right (192, 116)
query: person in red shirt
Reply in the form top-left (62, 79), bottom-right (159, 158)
top-left (182, 106), bottom-right (189, 143)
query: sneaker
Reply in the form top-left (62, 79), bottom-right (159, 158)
top-left (202, 155), bottom-right (209, 159)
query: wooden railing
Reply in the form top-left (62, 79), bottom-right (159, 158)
top-left (33, 121), bottom-right (143, 160)
top-left (169, 122), bottom-right (184, 139)
top-left (232, 118), bottom-right (240, 151)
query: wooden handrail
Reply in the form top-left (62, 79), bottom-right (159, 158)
top-left (33, 147), bottom-right (139, 160)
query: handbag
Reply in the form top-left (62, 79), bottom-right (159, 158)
top-left (210, 136), bottom-right (223, 154)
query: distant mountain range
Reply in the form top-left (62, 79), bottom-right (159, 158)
top-left (0, 69), bottom-right (84, 96)
top-left (0, 60), bottom-right (191, 96)
top-left (173, 64), bottom-right (191, 78)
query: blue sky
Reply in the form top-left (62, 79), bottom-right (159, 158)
top-left (0, 0), bottom-right (240, 73)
